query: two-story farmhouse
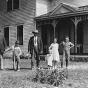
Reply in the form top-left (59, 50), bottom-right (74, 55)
top-left (1, 0), bottom-right (88, 55)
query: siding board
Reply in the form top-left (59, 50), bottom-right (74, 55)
top-left (0, 0), bottom-right (35, 53)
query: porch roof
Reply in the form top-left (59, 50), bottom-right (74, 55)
top-left (34, 3), bottom-right (88, 21)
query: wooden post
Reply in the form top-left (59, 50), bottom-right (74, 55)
top-left (71, 17), bottom-right (82, 54)
top-left (74, 22), bottom-right (77, 53)
top-left (72, 17), bottom-right (81, 53)
top-left (52, 20), bottom-right (55, 39)
top-left (52, 20), bottom-right (58, 39)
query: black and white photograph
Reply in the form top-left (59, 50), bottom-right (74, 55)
top-left (0, 0), bottom-right (88, 88)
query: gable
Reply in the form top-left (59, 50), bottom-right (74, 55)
top-left (50, 3), bottom-right (76, 15)
top-left (53, 6), bottom-right (73, 15)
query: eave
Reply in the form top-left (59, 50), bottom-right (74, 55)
top-left (34, 10), bottom-right (88, 21)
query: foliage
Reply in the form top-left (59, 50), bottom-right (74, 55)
top-left (31, 69), bottom-right (68, 87)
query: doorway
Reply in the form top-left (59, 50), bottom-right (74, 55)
top-left (77, 21), bottom-right (83, 54)
top-left (41, 24), bottom-right (54, 54)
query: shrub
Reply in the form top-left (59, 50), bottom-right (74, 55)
top-left (31, 69), bottom-right (68, 87)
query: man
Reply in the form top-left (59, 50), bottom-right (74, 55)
top-left (28, 30), bottom-right (43, 69)
top-left (0, 30), bottom-right (7, 70)
top-left (60, 36), bottom-right (74, 68)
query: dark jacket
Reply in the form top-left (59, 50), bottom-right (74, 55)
top-left (0, 36), bottom-right (7, 54)
top-left (28, 36), bottom-right (43, 55)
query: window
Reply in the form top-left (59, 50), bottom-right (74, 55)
top-left (7, 0), bottom-right (19, 11)
top-left (13, 0), bottom-right (19, 9)
top-left (4, 27), bottom-right (9, 46)
top-left (17, 25), bottom-right (23, 45)
top-left (7, 0), bottom-right (12, 11)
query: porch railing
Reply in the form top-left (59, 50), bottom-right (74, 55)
top-left (76, 44), bottom-right (82, 54)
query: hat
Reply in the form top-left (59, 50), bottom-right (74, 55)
top-left (15, 40), bottom-right (19, 44)
top-left (32, 30), bottom-right (39, 34)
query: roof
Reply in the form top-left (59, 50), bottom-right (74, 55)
top-left (35, 3), bottom-right (88, 21)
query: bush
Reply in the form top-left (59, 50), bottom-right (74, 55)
top-left (31, 69), bottom-right (68, 87)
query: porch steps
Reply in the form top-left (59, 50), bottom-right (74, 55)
top-left (71, 55), bottom-right (88, 58)
top-left (70, 55), bottom-right (88, 62)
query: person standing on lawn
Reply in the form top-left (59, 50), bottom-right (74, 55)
top-left (0, 30), bottom-right (7, 70)
top-left (60, 36), bottom-right (74, 68)
top-left (46, 49), bottom-right (53, 70)
top-left (28, 30), bottom-right (43, 69)
top-left (5, 40), bottom-right (22, 71)
top-left (49, 38), bottom-right (60, 69)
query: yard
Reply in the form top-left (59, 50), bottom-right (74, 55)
top-left (0, 59), bottom-right (88, 88)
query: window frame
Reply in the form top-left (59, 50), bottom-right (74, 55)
top-left (7, 0), bottom-right (19, 11)
top-left (4, 26), bottom-right (10, 46)
top-left (13, 0), bottom-right (19, 10)
top-left (17, 25), bottom-right (23, 45)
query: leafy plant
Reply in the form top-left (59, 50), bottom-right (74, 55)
top-left (32, 69), bottom-right (68, 87)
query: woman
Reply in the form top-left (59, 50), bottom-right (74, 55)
top-left (49, 38), bottom-right (60, 69)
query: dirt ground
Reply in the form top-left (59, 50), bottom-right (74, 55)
top-left (0, 59), bottom-right (88, 88)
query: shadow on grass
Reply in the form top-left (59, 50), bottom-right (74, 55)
top-left (20, 68), bottom-right (32, 70)
top-left (4, 67), bottom-right (32, 71)
top-left (4, 68), bottom-right (14, 71)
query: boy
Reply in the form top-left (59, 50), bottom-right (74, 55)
top-left (5, 40), bottom-right (22, 71)
top-left (60, 36), bottom-right (74, 68)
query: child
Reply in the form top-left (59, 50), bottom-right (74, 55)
top-left (49, 38), bottom-right (60, 70)
top-left (5, 40), bottom-right (22, 71)
top-left (60, 36), bottom-right (74, 68)
top-left (45, 49), bottom-right (53, 70)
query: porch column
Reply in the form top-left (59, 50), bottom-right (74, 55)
top-left (52, 20), bottom-right (58, 39)
top-left (71, 17), bottom-right (81, 53)
top-left (74, 21), bottom-right (78, 53)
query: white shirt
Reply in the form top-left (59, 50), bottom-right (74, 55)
top-left (13, 46), bottom-right (22, 56)
top-left (6, 45), bottom-right (22, 56)
top-left (34, 36), bottom-right (37, 46)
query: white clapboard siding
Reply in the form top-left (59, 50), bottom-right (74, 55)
top-left (0, 0), bottom-right (35, 53)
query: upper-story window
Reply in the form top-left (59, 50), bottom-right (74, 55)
top-left (7, 0), bottom-right (19, 11)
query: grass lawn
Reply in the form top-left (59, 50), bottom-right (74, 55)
top-left (0, 59), bottom-right (88, 88)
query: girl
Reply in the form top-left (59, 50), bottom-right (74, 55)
top-left (49, 38), bottom-right (60, 69)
